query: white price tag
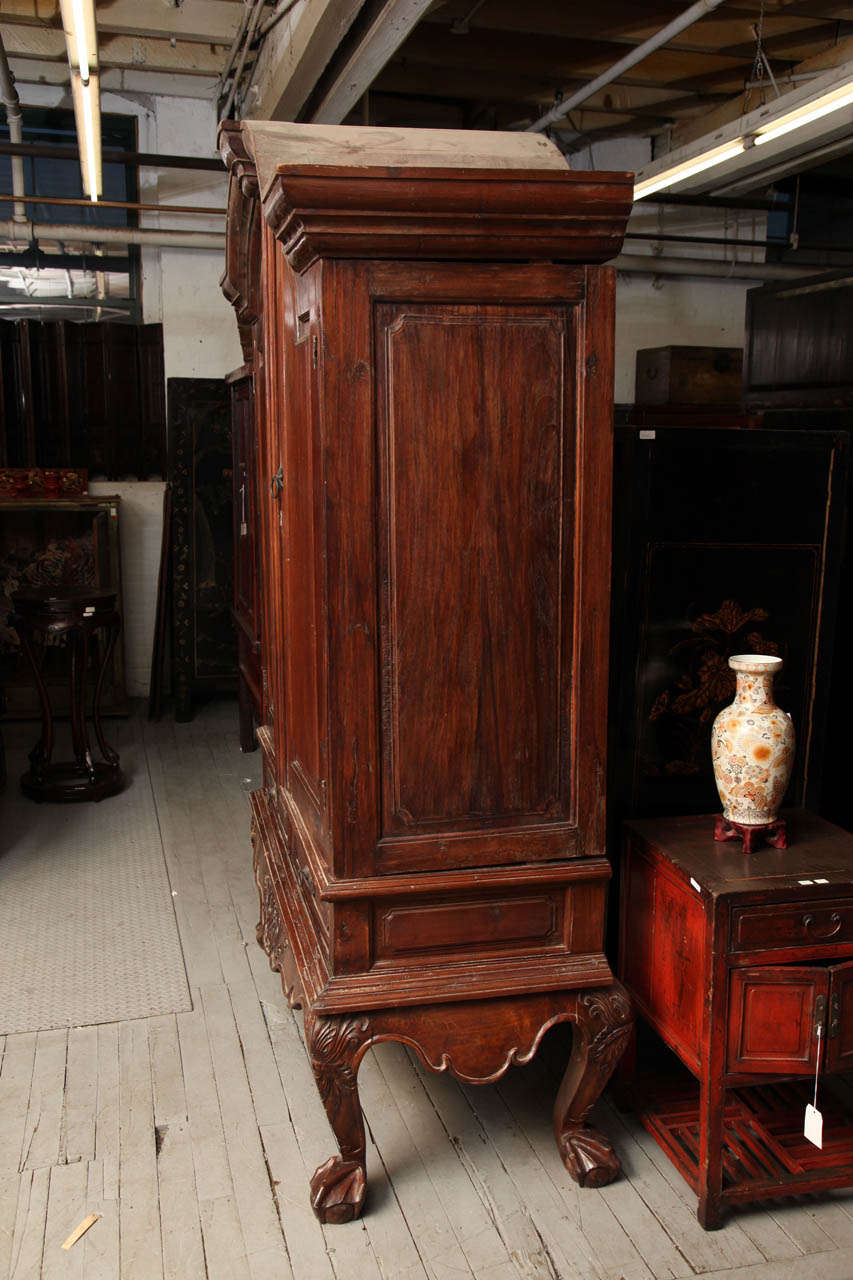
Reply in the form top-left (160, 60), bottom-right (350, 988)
top-left (804, 1103), bottom-right (823, 1148)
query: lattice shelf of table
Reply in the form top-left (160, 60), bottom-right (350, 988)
top-left (637, 1076), bottom-right (853, 1208)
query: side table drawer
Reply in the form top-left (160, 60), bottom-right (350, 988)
top-left (730, 899), bottom-right (853, 954)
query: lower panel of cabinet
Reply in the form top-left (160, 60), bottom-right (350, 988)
top-left (250, 784), bottom-right (613, 1013)
top-left (637, 1075), bottom-right (853, 1207)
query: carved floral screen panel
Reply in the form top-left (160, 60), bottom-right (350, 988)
top-left (610, 426), bottom-right (848, 822)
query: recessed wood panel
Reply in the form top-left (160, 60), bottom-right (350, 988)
top-left (728, 967), bottom-right (824, 1074)
top-left (731, 900), bottom-right (853, 954)
top-left (650, 868), bottom-right (704, 1068)
top-left (376, 302), bottom-right (573, 836)
top-left (374, 891), bottom-right (561, 961)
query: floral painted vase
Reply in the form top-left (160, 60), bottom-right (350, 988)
top-left (711, 654), bottom-right (795, 826)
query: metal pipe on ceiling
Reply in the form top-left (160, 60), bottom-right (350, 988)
top-left (527, 0), bottom-right (730, 134)
top-left (0, 34), bottom-right (27, 223)
top-left (0, 192), bottom-right (224, 216)
top-left (613, 253), bottom-right (813, 280)
top-left (0, 139), bottom-right (223, 172)
top-left (0, 219), bottom-right (225, 250)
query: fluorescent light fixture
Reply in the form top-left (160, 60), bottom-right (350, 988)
top-left (59, 0), bottom-right (97, 81)
top-left (753, 80), bottom-right (853, 146)
top-left (70, 73), bottom-right (102, 201)
top-left (59, 0), bottom-right (101, 202)
top-left (633, 141), bottom-right (745, 199)
top-left (633, 63), bottom-right (853, 201)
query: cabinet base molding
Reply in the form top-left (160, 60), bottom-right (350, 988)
top-left (252, 793), bottom-right (632, 1222)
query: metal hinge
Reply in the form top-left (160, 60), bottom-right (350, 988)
top-left (815, 993), bottom-right (827, 1037)
top-left (829, 991), bottom-right (841, 1039)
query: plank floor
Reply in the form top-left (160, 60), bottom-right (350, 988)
top-left (2, 700), bottom-right (853, 1280)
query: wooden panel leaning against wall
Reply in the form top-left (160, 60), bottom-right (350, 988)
top-left (0, 319), bottom-right (166, 479)
top-left (167, 376), bottom-right (237, 723)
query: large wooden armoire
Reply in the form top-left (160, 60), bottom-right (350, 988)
top-left (220, 120), bottom-right (633, 1222)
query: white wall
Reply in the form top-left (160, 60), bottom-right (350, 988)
top-left (614, 274), bottom-right (750, 403)
top-left (140, 95), bottom-right (242, 380)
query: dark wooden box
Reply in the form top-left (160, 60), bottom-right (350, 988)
top-left (635, 346), bottom-right (743, 406)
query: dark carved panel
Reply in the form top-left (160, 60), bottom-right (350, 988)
top-left (0, 319), bottom-right (166, 479)
top-left (610, 426), bottom-right (848, 825)
top-left (376, 304), bottom-right (571, 833)
top-left (168, 377), bottom-right (236, 720)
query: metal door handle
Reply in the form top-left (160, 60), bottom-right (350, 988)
top-left (802, 911), bottom-right (842, 939)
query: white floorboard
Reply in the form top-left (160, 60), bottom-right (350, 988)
top-left (1, 699), bottom-right (852, 1279)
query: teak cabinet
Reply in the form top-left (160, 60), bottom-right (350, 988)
top-left (620, 811), bottom-right (853, 1228)
top-left (220, 120), bottom-right (633, 1222)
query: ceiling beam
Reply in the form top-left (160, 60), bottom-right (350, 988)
top-left (248, 0), bottom-right (365, 121)
top-left (670, 33), bottom-right (853, 147)
top-left (310, 0), bottom-right (433, 123)
top-left (0, 24), bottom-right (227, 75)
top-left (0, 0), bottom-right (243, 47)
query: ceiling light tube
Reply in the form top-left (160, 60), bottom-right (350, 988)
top-left (59, 0), bottom-right (98, 81)
top-left (70, 73), bottom-right (102, 201)
top-left (753, 81), bottom-right (853, 146)
top-left (634, 141), bottom-right (745, 199)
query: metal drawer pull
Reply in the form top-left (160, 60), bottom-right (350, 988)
top-left (801, 911), bottom-right (841, 938)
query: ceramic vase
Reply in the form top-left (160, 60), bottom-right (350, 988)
top-left (711, 654), bottom-right (795, 826)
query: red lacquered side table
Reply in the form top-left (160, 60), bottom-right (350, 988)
top-left (618, 810), bottom-right (853, 1228)
top-left (11, 586), bottom-right (123, 802)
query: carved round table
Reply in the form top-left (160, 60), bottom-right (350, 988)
top-left (11, 586), bottom-right (123, 802)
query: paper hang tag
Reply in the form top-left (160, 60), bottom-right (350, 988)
top-left (805, 1103), bottom-right (823, 1149)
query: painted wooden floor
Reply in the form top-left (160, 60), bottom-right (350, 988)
top-left (2, 701), bottom-right (853, 1280)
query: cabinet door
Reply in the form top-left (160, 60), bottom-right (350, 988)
top-left (826, 961), bottom-right (853, 1073)
top-left (728, 966), bottom-right (827, 1075)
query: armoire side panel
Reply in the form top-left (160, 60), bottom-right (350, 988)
top-left (376, 302), bottom-right (573, 836)
top-left (280, 263), bottom-right (329, 831)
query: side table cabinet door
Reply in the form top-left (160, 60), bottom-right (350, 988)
top-left (826, 961), bottom-right (853, 1073)
top-left (728, 967), bottom-right (828, 1075)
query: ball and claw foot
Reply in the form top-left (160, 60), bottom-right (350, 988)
top-left (558, 1127), bottom-right (622, 1188)
top-left (310, 1155), bottom-right (366, 1224)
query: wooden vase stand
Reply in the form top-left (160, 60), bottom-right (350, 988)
top-left (714, 814), bottom-right (787, 854)
top-left (12, 586), bottom-right (123, 804)
top-left (253, 832), bottom-right (633, 1225)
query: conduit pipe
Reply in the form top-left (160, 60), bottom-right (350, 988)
top-left (613, 253), bottom-right (814, 281)
top-left (0, 220), bottom-right (225, 251)
top-left (0, 34), bottom-right (27, 224)
top-left (0, 225), bottom-right (814, 276)
top-left (527, 0), bottom-right (730, 134)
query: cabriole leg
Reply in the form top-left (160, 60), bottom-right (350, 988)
top-left (554, 981), bottom-right (633, 1187)
top-left (305, 1011), bottom-right (372, 1224)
